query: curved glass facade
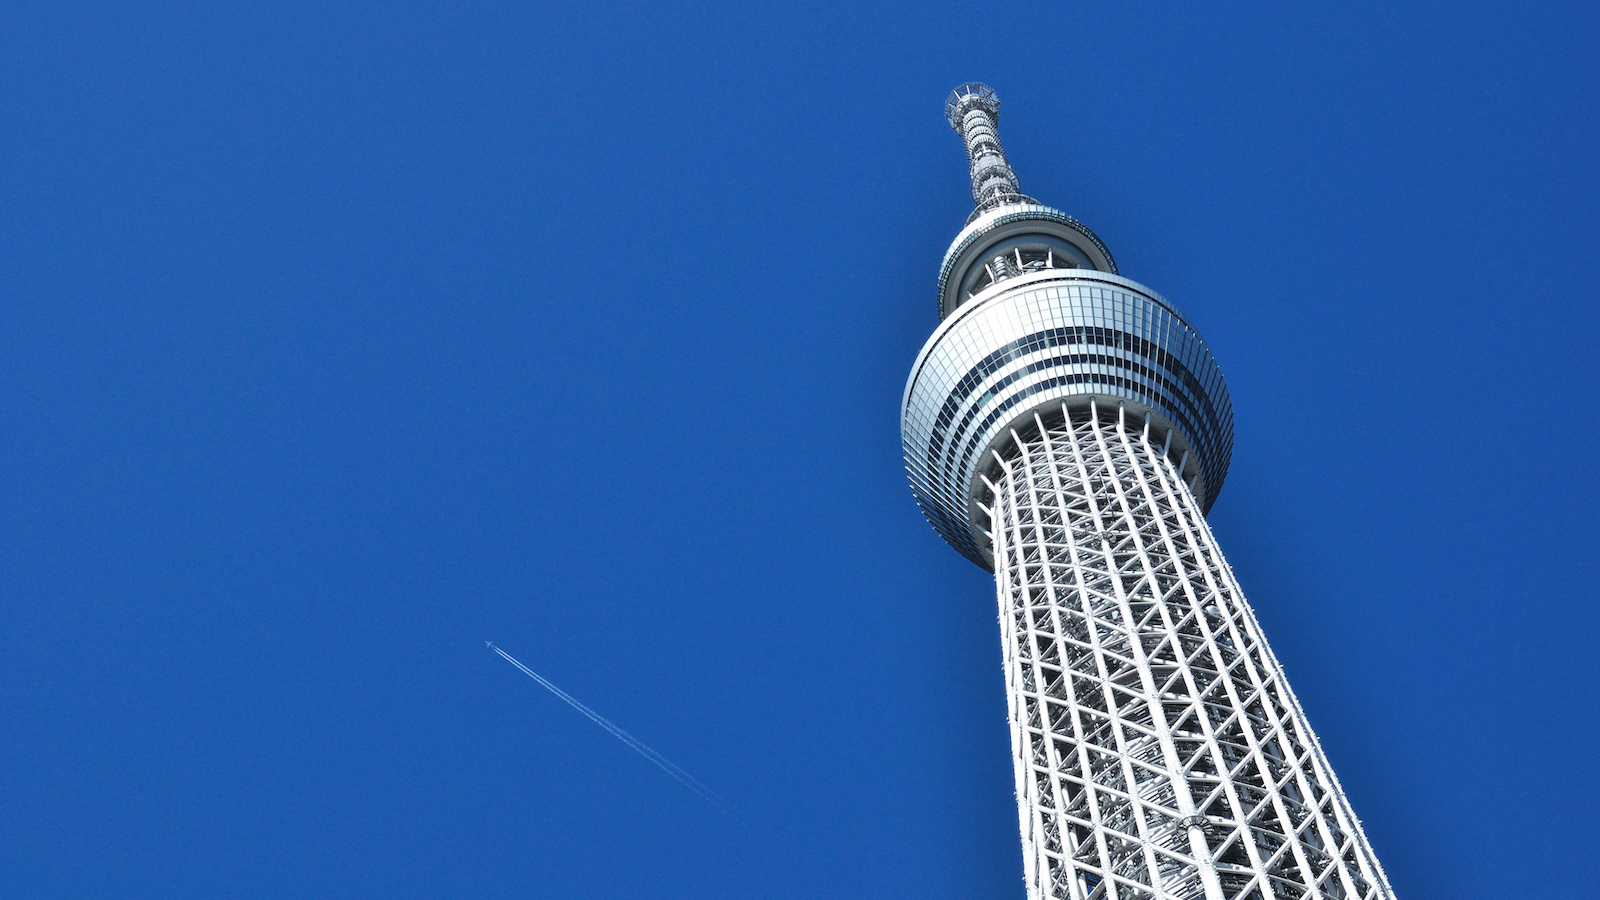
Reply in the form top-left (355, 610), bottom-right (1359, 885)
top-left (902, 268), bottom-right (1233, 568)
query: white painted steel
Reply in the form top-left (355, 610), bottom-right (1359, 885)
top-left (902, 82), bottom-right (1398, 900)
top-left (983, 403), bottom-right (1395, 900)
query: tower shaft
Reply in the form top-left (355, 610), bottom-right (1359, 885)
top-left (987, 403), bottom-right (1390, 900)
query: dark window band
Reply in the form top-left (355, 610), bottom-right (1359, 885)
top-left (938, 371), bottom-right (1223, 514)
top-left (938, 350), bottom-right (1214, 480)
top-left (925, 325), bottom-right (1225, 469)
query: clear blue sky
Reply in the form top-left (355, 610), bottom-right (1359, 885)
top-left (3, 2), bottom-right (1597, 898)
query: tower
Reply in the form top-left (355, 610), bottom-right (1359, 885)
top-left (901, 83), bottom-right (1397, 900)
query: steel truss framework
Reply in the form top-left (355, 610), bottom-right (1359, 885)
top-left (982, 402), bottom-right (1395, 900)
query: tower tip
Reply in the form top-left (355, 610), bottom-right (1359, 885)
top-left (946, 82), bottom-right (1027, 210)
top-left (945, 82), bottom-right (1000, 130)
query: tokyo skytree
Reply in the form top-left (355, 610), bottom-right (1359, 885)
top-left (901, 83), bottom-right (1397, 900)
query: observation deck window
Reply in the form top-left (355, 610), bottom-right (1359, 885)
top-left (962, 236), bottom-right (1089, 301)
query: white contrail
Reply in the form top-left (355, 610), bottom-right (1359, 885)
top-left (487, 642), bottom-right (737, 818)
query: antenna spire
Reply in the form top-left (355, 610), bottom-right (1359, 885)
top-left (945, 83), bottom-right (1030, 211)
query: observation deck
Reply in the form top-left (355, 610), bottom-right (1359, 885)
top-left (903, 84), bottom-right (1234, 569)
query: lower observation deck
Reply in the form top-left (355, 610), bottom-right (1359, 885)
top-left (902, 268), bottom-right (1233, 569)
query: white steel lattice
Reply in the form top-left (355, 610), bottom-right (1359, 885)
top-left (981, 403), bottom-right (1395, 900)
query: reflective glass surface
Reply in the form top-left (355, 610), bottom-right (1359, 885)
top-left (902, 269), bottom-right (1233, 567)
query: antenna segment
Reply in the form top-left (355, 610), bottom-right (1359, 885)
top-left (946, 82), bottom-right (1031, 211)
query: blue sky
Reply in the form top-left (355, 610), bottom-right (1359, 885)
top-left (3, 2), bottom-right (1597, 898)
